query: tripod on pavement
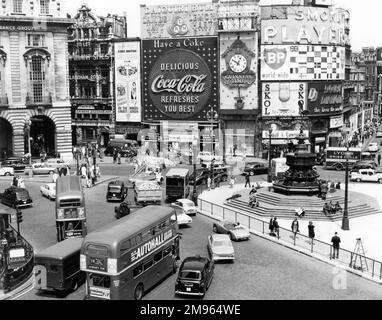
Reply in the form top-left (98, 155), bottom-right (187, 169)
top-left (349, 238), bottom-right (368, 271)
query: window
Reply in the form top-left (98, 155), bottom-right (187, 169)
top-left (90, 274), bottom-right (110, 288)
top-left (153, 251), bottom-right (162, 263)
top-left (27, 35), bottom-right (45, 47)
top-left (163, 247), bottom-right (171, 257)
top-left (50, 265), bottom-right (58, 273)
top-left (40, 0), bottom-right (50, 15)
top-left (13, 0), bottom-right (22, 13)
top-left (143, 260), bottom-right (153, 271)
top-left (133, 264), bottom-right (143, 278)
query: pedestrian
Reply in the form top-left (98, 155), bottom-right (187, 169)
top-left (322, 202), bottom-right (330, 216)
top-left (335, 182), bottom-right (341, 190)
top-left (113, 149), bottom-right (117, 164)
top-left (308, 221), bottom-right (315, 245)
top-left (378, 153), bottom-right (381, 166)
top-left (273, 217), bottom-right (280, 238)
top-left (117, 152), bottom-right (121, 165)
top-left (81, 164), bottom-right (87, 178)
top-left (52, 171), bottom-right (59, 183)
top-left (91, 169), bottom-right (95, 186)
top-left (249, 185), bottom-right (257, 196)
top-left (318, 180), bottom-right (322, 198)
top-left (244, 172), bottom-right (251, 188)
top-left (229, 175), bottom-right (235, 188)
top-left (81, 146), bottom-right (86, 159)
top-left (331, 232), bottom-right (341, 259)
top-left (207, 176), bottom-right (211, 191)
top-left (96, 164), bottom-right (101, 178)
top-left (269, 217), bottom-right (274, 236)
top-left (291, 218), bottom-right (299, 239)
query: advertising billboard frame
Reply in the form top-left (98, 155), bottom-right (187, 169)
top-left (307, 81), bottom-right (343, 116)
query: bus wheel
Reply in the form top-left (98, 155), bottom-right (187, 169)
top-left (335, 164), bottom-right (343, 171)
top-left (134, 284), bottom-right (144, 300)
top-left (71, 278), bottom-right (79, 291)
top-left (378, 179), bottom-right (382, 184)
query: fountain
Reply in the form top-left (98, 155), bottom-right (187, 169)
top-left (273, 128), bottom-right (320, 195)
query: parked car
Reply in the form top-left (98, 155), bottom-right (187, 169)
top-left (172, 199), bottom-right (198, 216)
top-left (350, 169), bottom-right (382, 183)
top-left (189, 168), bottom-right (210, 186)
top-left (350, 160), bottom-right (378, 172)
top-left (104, 145), bottom-right (137, 158)
top-left (173, 211), bottom-right (192, 227)
top-left (368, 142), bottom-right (379, 152)
top-left (45, 158), bottom-right (71, 169)
top-left (207, 234), bottom-right (235, 262)
top-left (0, 186), bottom-right (33, 208)
top-left (0, 166), bottom-right (14, 176)
top-left (212, 220), bottom-right (250, 241)
top-left (40, 183), bottom-right (56, 200)
top-left (242, 162), bottom-right (269, 176)
top-left (376, 130), bottom-right (382, 138)
top-left (31, 163), bottom-right (57, 175)
top-left (106, 180), bottom-right (127, 202)
top-left (1, 158), bottom-right (26, 172)
top-left (175, 255), bottom-right (214, 298)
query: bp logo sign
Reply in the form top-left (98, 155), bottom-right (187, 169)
top-left (264, 48), bottom-right (287, 70)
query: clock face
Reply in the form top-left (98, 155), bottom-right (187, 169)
top-left (229, 54), bottom-right (247, 73)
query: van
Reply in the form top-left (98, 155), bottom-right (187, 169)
top-left (34, 238), bottom-right (85, 292)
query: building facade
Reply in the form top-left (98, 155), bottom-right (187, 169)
top-left (68, 5), bottom-right (127, 147)
top-left (0, 0), bottom-right (73, 161)
top-left (259, 2), bottom-right (350, 154)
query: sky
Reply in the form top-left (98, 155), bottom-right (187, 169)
top-left (65, 0), bottom-right (381, 52)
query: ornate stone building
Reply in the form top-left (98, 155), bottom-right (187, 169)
top-left (68, 5), bottom-right (127, 147)
top-left (0, 0), bottom-right (74, 161)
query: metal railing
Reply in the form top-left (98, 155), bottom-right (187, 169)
top-left (198, 198), bottom-right (382, 281)
top-left (26, 94), bottom-right (52, 106)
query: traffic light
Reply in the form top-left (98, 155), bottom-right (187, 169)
top-left (16, 209), bottom-right (23, 223)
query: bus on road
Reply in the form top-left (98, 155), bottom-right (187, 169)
top-left (55, 176), bottom-right (87, 242)
top-left (80, 205), bottom-right (180, 300)
top-left (324, 147), bottom-right (362, 171)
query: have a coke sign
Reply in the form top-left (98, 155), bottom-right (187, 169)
top-left (143, 37), bottom-right (218, 121)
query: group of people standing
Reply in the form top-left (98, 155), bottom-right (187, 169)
top-left (80, 163), bottom-right (100, 188)
top-left (322, 201), bottom-right (342, 216)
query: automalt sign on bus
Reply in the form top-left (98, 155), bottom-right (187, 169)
top-left (142, 37), bottom-right (218, 121)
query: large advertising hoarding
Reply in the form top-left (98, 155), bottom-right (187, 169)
top-left (261, 45), bottom-right (345, 81)
top-left (114, 41), bottom-right (141, 122)
top-left (307, 81), bottom-right (343, 115)
top-left (220, 33), bottom-right (258, 110)
top-left (142, 37), bottom-right (218, 121)
top-left (261, 6), bottom-right (349, 46)
top-left (262, 82), bottom-right (306, 117)
top-left (140, 3), bottom-right (217, 39)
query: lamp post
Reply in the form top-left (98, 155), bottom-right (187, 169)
top-left (192, 138), bottom-right (198, 205)
top-left (267, 127), bottom-right (273, 183)
top-left (25, 116), bottom-right (33, 177)
top-left (76, 151), bottom-right (80, 176)
top-left (342, 144), bottom-right (351, 231)
top-left (207, 107), bottom-right (218, 190)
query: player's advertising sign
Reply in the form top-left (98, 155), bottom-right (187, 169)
top-left (262, 82), bottom-right (306, 117)
top-left (140, 3), bottom-right (217, 39)
top-left (142, 37), bottom-right (218, 121)
top-left (307, 82), bottom-right (343, 115)
top-left (114, 41), bottom-right (141, 122)
top-left (261, 45), bottom-right (345, 81)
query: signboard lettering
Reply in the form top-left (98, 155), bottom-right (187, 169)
top-left (307, 82), bottom-right (343, 115)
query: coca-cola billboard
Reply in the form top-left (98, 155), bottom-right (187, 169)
top-left (142, 37), bottom-right (218, 121)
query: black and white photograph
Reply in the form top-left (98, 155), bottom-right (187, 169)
top-left (1, 0), bottom-right (382, 307)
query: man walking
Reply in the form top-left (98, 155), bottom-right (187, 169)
top-left (291, 218), bottom-right (299, 240)
top-left (244, 172), bottom-right (251, 188)
top-left (273, 217), bottom-right (280, 238)
top-left (331, 232), bottom-right (341, 259)
top-left (378, 153), bottom-right (381, 166)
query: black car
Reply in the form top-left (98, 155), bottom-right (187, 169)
top-left (0, 186), bottom-right (33, 208)
top-left (1, 158), bottom-right (27, 172)
top-left (351, 161), bottom-right (378, 172)
top-left (189, 169), bottom-right (210, 186)
top-left (242, 162), bottom-right (269, 176)
top-left (106, 180), bottom-right (127, 202)
top-left (175, 255), bottom-right (214, 298)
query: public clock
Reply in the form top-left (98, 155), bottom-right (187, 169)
top-left (229, 54), bottom-right (247, 73)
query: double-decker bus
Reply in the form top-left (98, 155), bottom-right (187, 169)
top-left (80, 206), bottom-right (180, 300)
top-left (55, 176), bottom-right (87, 242)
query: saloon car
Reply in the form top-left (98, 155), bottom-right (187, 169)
top-left (172, 199), bottom-right (198, 216)
top-left (212, 220), bottom-right (250, 241)
top-left (0, 166), bottom-right (14, 176)
top-left (40, 183), bottom-right (56, 200)
top-left (242, 162), bottom-right (269, 176)
top-left (106, 180), bottom-right (128, 202)
top-left (368, 142), bottom-right (379, 152)
top-left (1, 158), bottom-right (27, 172)
top-left (172, 210), bottom-right (193, 227)
top-left (31, 163), bottom-right (57, 175)
top-left (0, 186), bottom-right (33, 208)
top-left (175, 255), bottom-right (214, 298)
top-left (350, 169), bottom-right (382, 183)
top-left (45, 158), bottom-right (71, 169)
top-left (207, 234), bottom-right (235, 262)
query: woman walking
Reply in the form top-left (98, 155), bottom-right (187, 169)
top-left (308, 221), bottom-right (315, 245)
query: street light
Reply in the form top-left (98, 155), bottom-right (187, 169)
top-left (192, 138), bottom-right (198, 205)
top-left (342, 143), bottom-right (351, 231)
top-left (25, 116), bottom-right (33, 177)
top-left (267, 127), bottom-right (273, 183)
top-left (207, 107), bottom-right (219, 190)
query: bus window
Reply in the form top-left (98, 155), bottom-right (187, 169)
top-left (153, 251), bottom-right (162, 263)
top-left (143, 260), bottom-right (153, 271)
top-left (120, 240), bottom-right (131, 254)
top-left (50, 265), bottom-right (58, 273)
top-left (133, 265), bottom-right (143, 278)
top-left (90, 273), bottom-right (110, 288)
top-left (163, 247), bottom-right (171, 257)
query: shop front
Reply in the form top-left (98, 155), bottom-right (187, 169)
top-left (224, 120), bottom-right (255, 158)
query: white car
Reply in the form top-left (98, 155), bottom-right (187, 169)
top-left (172, 199), bottom-right (198, 216)
top-left (172, 206), bottom-right (193, 226)
top-left (350, 169), bottom-right (382, 183)
top-left (45, 158), bottom-right (71, 169)
top-left (207, 234), bottom-right (235, 262)
top-left (40, 183), bottom-right (56, 200)
top-left (368, 143), bottom-right (379, 152)
top-left (197, 151), bottom-right (223, 164)
top-left (0, 166), bottom-right (14, 176)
